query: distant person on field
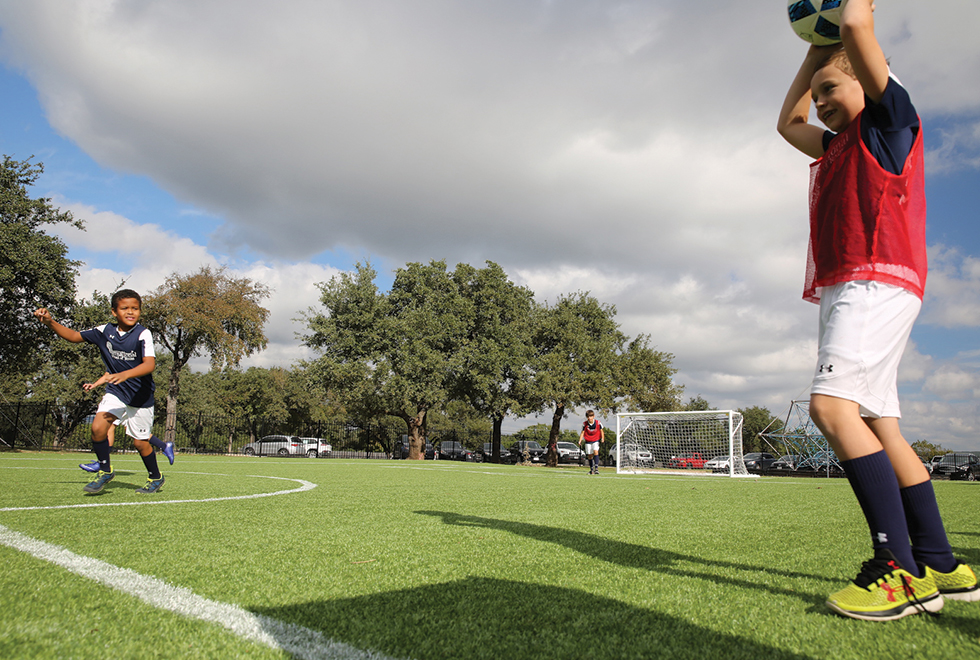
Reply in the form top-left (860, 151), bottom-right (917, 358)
top-left (35, 289), bottom-right (175, 495)
top-left (578, 410), bottom-right (603, 475)
top-left (777, 0), bottom-right (976, 619)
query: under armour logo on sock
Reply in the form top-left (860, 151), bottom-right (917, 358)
top-left (876, 532), bottom-right (888, 544)
top-left (819, 364), bottom-right (834, 373)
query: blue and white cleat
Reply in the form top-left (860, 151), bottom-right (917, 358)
top-left (79, 460), bottom-right (101, 473)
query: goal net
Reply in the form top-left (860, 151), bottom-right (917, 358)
top-left (614, 410), bottom-right (752, 477)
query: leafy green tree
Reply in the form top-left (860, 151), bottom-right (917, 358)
top-left (528, 292), bottom-right (623, 463)
top-left (0, 156), bottom-right (82, 377)
top-left (452, 261), bottom-right (535, 462)
top-left (141, 266), bottom-right (270, 444)
top-left (615, 335), bottom-right (683, 413)
top-left (304, 261), bottom-right (468, 459)
top-left (683, 395), bottom-right (712, 411)
top-left (739, 405), bottom-right (784, 453)
top-left (910, 439), bottom-right (948, 461)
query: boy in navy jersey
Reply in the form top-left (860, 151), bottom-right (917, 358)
top-left (777, 1), bottom-right (976, 619)
top-left (35, 289), bottom-right (174, 494)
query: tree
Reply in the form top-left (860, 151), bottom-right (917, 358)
top-left (452, 262), bottom-right (535, 463)
top-left (0, 156), bottom-right (82, 377)
top-left (910, 439), bottom-right (948, 461)
top-left (304, 261), bottom-right (468, 459)
top-left (528, 292), bottom-right (624, 465)
top-left (141, 266), bottom-right (270, 444)
top-left (738, 405), bottom-right (784, 453)
top-left (615, 335), bottom-right (683, 413)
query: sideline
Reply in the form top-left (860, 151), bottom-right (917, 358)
top-left (0, 524), bottom-right (399, 660)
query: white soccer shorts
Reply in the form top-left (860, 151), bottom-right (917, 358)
top-left (96, 393), bottom-right (155, 440)
top-left (584, 441), bottom-right (600, 455)
top-left (811, 280), bottom-right (920, 419)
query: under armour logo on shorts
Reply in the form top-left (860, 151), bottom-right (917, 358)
top-left (819, 364), bottom-right (834, 373)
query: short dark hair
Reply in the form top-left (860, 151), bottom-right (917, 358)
top-left (111, 289), bottom-right (142, 309)
top-left (586, 410), bottom-right (595, 417)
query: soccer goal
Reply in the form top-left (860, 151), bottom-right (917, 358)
top-left (614, 410), bottom-right (753, 477)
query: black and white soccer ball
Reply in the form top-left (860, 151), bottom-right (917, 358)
top-left (788, 0), bottom-right (843, 46)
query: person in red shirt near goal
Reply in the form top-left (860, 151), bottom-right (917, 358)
top-left (578, 410), bottom-right (604, 475)
top-left (777, 0), bottom-right (977, 621)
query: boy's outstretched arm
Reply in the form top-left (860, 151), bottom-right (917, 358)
top-left (34, 308), bottom-right (83, 343)
top-left (777, 45), bottom-right (835, 160)
top-left (840, 0), bottom-right (888, 104)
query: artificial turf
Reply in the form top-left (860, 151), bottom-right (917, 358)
top-left (1, 452), bottom-right (978, 659)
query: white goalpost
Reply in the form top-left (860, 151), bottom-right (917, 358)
top-left (614, 410), bottom-right (754, 478)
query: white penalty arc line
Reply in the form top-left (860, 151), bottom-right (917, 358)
top-left (0, 524), bottom-right (400, 660)
top-left (0, 474), bottom-right (317, 512)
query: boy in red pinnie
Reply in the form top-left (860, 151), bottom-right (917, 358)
top-left (777, 0), bottom-right (977, 620)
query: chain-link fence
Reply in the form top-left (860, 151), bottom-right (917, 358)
top-left (0, 401), bottom-right (472, 459)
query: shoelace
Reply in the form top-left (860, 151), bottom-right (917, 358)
top-left (900, 574), bottom-right (942, 619)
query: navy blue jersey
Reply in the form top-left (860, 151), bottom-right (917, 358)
top-left (823, 76), bottom-right (919, 175)
top-left (80, 323), bottom-right (156, 408)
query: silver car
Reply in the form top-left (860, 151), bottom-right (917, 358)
top-left (300, 437), bottom-right (333, 458)
top-left (242, 435), bottom-right (306, 456)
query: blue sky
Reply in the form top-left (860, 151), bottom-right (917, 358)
top-left (2, 1), bottom-right (978, 448)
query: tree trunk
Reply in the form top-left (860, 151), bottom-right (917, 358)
top-left (490, 414), bottom-right (503, 463)
top-left (405, 408), bottom-right (428, 460)
top-left (547, 403), bottom-right (564, 467)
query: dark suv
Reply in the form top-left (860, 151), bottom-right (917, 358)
top-left (933, 453), bottom-right (980, 481)
top-left (477, 442), bottom-right (512, 463)
top-left (511, 440), bottom-right (546, 464)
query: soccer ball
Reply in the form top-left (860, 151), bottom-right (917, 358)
top-left (787, 0), bottom-right (843, 46)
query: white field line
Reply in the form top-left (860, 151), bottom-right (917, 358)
top-left (0, 470), bottom-right (317, 512)
top-left (0, 525), bottom-right (400, 660)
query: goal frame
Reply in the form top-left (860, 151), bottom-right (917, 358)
top-left (613, 410), bottom-right (755, 478)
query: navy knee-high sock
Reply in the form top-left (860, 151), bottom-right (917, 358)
top-left (147, 434), bottom-right (166, 450)
top-left (840, 451), bottom-right (919, 576)
top-left (140, 451), bottom-right (161, 480)
top-left (900, 481), bottom-right (957, 573)
top-left (93, 440), bottom-right (111, 472)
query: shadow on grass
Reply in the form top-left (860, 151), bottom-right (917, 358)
top-left (416, 510), bottom-right (829, 607)
top-left (255, 576), bottom-right (815, 660)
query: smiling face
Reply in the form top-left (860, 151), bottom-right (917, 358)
top-left (810, 63), bottom-right (865, 133)
top-left (111, 297), bottom-right (142, 331)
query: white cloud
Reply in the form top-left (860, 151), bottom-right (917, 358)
top-left (2, 1), bottom-right (979, 448)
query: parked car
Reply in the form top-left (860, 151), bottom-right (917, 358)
top-left (394, 436), bottom-right (435, 459)
top-left (556, 441), bottom-right (583, 464)
top-left (242, 435), bottom-right (306, 456)
top-left (608, 444), bottom-right (654, 466)
top-left (704, 455), bottom-right (731, 472)
top-left (932, 453), bottom-right (980, 481)
top-left (743, 452), bottom-right (777, 473)
top-left (299, 437), bottom-right (332, 458)
top-left (771, 454), bottom-right (801, 471)
top-left (511, 440), bottom-right (546, 463)
top-left (667, 453), bottom-right (706, 469)
top-left (798, 450), bottom-right (841, 472)
top-left (476, 443), bottom-right (512, 463)
top-left (438, 440), bottom-right (471, 461)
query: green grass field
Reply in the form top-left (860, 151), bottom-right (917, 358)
top-left (1, 452), bottom-right (978, 659)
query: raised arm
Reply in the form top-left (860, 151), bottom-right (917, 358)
top-left (34, 308), bottom-right (84, 343)
top-left (777, 45), bottom-right (836, 160)
top-left (840, 0), bottom-right (888, 104)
